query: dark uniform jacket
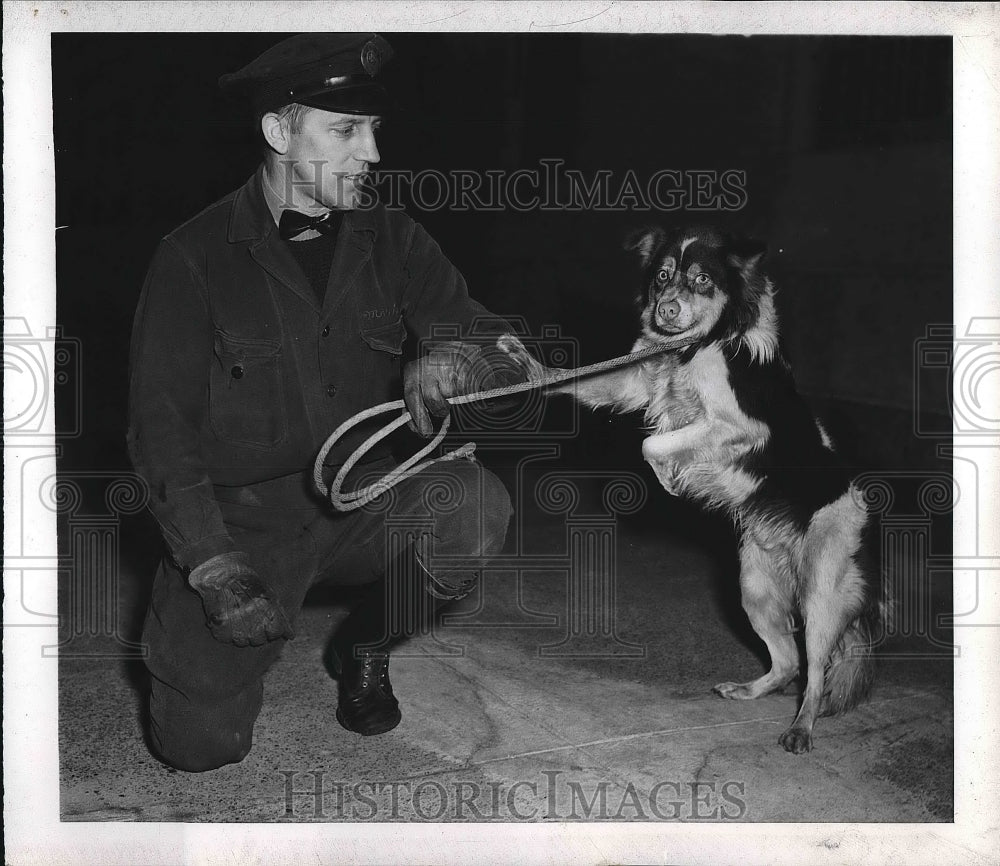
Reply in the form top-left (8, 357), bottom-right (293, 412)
top-left (128, 167), bottom-right (500, 573)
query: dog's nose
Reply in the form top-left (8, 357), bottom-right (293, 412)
top-left (658, 300), bottom-right (681, 320)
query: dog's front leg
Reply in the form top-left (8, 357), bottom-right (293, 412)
top-left (496, 333), bottom-right (649, 413)
top-left (641, 422), bottom-right (712, 495)
top-left (558, 367), bottom-right (649, 413)
top-left (643, 419), bottom-right (758, 466)
top-left (495, 334), bottom-right (552, 381)
top-left (641, 421), bottom-right (713, 463)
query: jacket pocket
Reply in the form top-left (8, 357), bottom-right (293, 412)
top-left (360, 315), bottom-right (407, 356)
top-left (359, 316), bottom-right (406, 403)
top-left (209, 329), bottom-right (288, 449)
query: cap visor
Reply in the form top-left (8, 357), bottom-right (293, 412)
top-left (295, 84), bottom-right (395, 115)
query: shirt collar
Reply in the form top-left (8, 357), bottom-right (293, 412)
top-left (227, 166), bottom-right (380, 243)
top-left (261, 164), bottom-right (331, 235)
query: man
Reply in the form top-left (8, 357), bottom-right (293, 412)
top-left (128, 33), bottom-right (520, 772)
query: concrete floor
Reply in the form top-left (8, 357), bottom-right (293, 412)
top-left (58, 471), bottom-right (953, 824)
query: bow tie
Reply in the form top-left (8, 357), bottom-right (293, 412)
top-left (278, 209), bottom-right (343, 240)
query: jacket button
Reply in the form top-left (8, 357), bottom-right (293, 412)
top-left (327, 385), bottom-right (337, 397)
top-left (322, 325), bottom-right (331, 337)
top-left (231, 364), bottom-right (244, 380)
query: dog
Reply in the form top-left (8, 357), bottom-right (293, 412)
top-left (496, 225), bottom-right (887, 753)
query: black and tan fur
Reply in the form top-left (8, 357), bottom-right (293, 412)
top-left (498, 226), bottom-right (887, 753)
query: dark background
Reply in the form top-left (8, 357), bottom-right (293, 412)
top-left (53, 32), bottom-right (952, 485)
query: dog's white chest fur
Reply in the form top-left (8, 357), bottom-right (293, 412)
top-left (642, 344), bottom-right (768, 510)
top-left (645, 345), bottom-right (744, 433)
top-left (644, 353), bottom-right (702, 432)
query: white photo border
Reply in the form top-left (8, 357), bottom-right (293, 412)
top-left (4, 2), bottom-right (997, 864)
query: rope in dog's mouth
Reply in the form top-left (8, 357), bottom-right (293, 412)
top-left (313, 333), bottom-right (702, 512)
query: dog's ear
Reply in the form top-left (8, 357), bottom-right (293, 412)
top-left (623, 226), bottom-right (665, 266)
top-left (726, 237), bottom-right (767, 275)
top-left (722, 235), bottom-right (769, 338)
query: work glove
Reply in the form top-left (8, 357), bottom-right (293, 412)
top-left (188, 551), bottom-right (295, 647)
top-left (403, 340), bottom-right (527, 437)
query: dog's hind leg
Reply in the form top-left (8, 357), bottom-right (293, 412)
top-left (778, 498), bottom-right (868, 754)
top-left (714, 540), bottom-right (799, 701)
top-left (778, 589), bottom-right (856, 754)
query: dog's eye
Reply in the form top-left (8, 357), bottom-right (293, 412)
top-left (692, 273), bottom-right (714, 292)
top-left (656, 268), bottom-right (671, 283)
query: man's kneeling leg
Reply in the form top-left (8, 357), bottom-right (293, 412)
top-left (142, 553), bottom-right (289, 771)
top-left (148, 673), bottom-right (263, 772)
top-left (329, 460), bottom-right (512, 735)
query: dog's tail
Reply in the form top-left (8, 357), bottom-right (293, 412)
top-left (821, 516), bottom-right (889, 716)
top-left (821, 612), bottom-right (877, 715)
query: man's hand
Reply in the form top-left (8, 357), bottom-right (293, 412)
top-left (188, 551), bottom-right (295, 647)
top-left (403, 340), bottom-right (531, 437)
top-left (403, 341), bottom-right (487, 437)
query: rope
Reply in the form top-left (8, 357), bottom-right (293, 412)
top-left (313, 334), bottom-right (700, 511)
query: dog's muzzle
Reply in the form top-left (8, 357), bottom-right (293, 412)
top-left (657, 299), bottom-right (681, 322)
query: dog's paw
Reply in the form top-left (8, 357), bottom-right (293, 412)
top-left (495, 333), bottom-right (525, 355)
top-left (713, 681), bottom-right (755, 701)
top-left (642, 435), bottom-right (685, 463)
top-left (495, 333), bottom-right (547, 381)
top-left (647, 458), bottom-right (682, 495)
top-left (778, 726), bottom-right (813, 754)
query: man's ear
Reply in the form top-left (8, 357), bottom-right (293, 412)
top-left (623, 226), bottom-right (665, 266)
top-left (725, 236), bottom-right (767, 274)
top-left (261, 112), bottom-right (290, 156)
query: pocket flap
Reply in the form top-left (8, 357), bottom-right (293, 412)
top-left (214, 329), bottom-right (282, 361)
top-left (360, 316), bottom-right (406, 355)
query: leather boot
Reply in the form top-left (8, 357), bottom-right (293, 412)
top-left (326, 549), bottom-right (454, 736)
top-left (328, 644), bottom-right (402, 736)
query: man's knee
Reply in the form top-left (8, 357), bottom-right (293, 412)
top-left (481, 469), bottom-right (513, 557)
top-left (436, 462), bottom-right (512, 556)
top-left (414, 463), bottom-right (512, 601)
top-left (147, 674), bottom-right (262, 772)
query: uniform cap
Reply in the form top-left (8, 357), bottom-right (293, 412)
top-left (219, 33), bottom-right (394, 115)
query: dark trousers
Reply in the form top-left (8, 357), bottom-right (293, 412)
top-left (142, 458), bottom-right (512, 772)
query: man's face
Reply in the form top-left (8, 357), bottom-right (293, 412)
top-left (277, 108), bottom-right (382, 210)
